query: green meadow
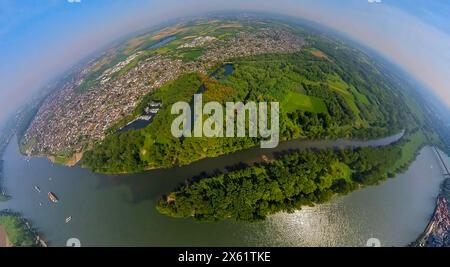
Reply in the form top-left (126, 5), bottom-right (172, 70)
top-left (282, 91), bottom-right (327, 113)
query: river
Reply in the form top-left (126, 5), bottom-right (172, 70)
top-left (0, 133), bottom-right (446, 247)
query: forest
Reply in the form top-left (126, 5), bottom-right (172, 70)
top-left (156, 144), bottom-right (404, 222)
top-left (0, 211), bottom-right (40, 246)
top-left (82, 25), bottom-right (417, 174)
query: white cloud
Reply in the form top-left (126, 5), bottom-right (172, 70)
top-left (368, 0), bottom-right (382, 3)
top-left (67, 0), bottom-right (81, 3)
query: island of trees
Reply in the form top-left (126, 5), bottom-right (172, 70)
top-left (64, 18), bottom-right (444, 222)
top-left (155, 134), bottom-right (430, 222)
top-left (8, 17), bottom-right (445, 224)
top-left (82, 26), bottom-right (414, 173)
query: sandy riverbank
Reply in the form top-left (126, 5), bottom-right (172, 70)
top-left (0, 225), bottom-right (12, 247)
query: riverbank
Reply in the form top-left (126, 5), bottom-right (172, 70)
top-left (412, 178), bottom-right (450, 247)
top-left (0, 124), bottom-right (14, 201)
top-left (0, 224), bottom-right (12, 247)
top-left (48, 152), bottom-right (83, 167)
top-left (0, 210), bottom-right (46, 247)
top-left (0, 159), bottom-right (11, 202)
top-left (0, 133), bottom-right (443, 246)
top-left (45, 130), bottom-right (407, 173)
top-left (157, 138), bottom-right (419, 222)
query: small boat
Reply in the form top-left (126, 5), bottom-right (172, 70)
top-left (65, 216), bottom-right (72, 224)
top-left (48, 192), bottom-right (59, 203)
top-left (34, 186), bottom-right (41, 193)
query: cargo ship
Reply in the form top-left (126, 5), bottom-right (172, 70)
top-left (48, 192), bottom-right (59, 203)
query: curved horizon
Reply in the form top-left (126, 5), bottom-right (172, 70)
top-left (0, 0), bottom-right (449, 123)
top-left (1, 1), bottom-right (450, 249)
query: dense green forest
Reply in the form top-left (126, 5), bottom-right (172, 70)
top-left (82, 22), bottom-right (418, 173)
top-left (83, 42), bottom-right (413, 173)
top-left (156, 142), bottom-right (411, 222)
top-left (0, 211), bottom-right (40, 246)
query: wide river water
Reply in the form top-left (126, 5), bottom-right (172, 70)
top-left (0, 133), bottom-right (447, 247)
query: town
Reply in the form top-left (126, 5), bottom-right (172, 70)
top-left (22, 27), bottom-right (304, 162)
top-left (415, 195), bottom-right (450, 247)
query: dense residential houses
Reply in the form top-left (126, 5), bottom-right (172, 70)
top-left (200, 29), bottom-right (305, 67)
top-left (417, 196), bottom-right (450, 247)
top-left (179, 36), bottom-right (217, 48)
top-left (22, 29), bottom-right (304, 159)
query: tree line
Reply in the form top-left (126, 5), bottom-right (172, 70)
top-left (156, 144), bottom-right (403, 222)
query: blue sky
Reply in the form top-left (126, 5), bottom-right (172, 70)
top-left (0, 0), bottom-right (449, 123)
top-left (387, 0), bottom-right (450, 34)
